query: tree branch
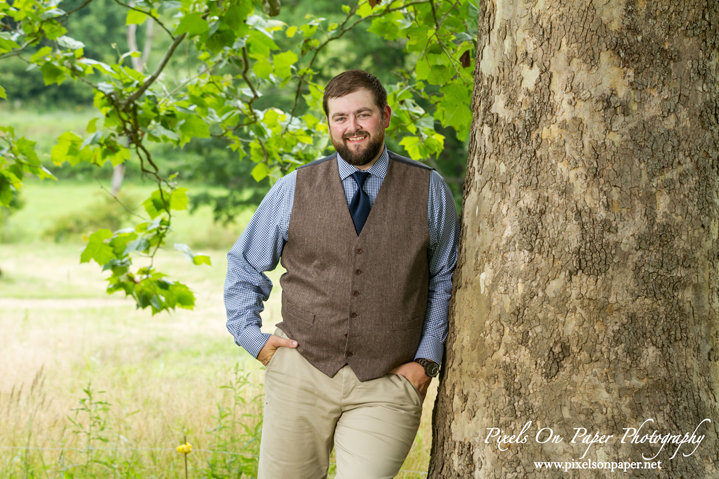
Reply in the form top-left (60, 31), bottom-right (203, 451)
top-left (284, 0), bottom-right (431, 129)
top-left (121, 33), bottom-right (187, 109)
top-left (112, 0), bottom-right (175, 38)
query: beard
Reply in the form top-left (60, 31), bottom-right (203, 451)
top-left (331, 129), bottom-right (385, 167)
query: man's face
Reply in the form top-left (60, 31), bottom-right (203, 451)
top-left (326, 89), bottom-right (392, 169)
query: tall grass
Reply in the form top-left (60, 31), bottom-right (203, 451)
top-left (1, 242), bottom-right (436, 478)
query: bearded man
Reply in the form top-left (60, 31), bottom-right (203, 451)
top-left (224, 70), bottom-right (459, 479)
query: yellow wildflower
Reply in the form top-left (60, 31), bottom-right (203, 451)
top-left (177, 442), bottom-right (192, 454)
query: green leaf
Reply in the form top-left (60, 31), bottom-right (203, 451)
top-left (30, 46), bottom-right (53, 63)
top-left (143, 190), bottom-right (167, 219)
top-left (224, 2), bottom-right (253, 31)
top-left (367, 12), bottom-right (403, 40)
top-left (0, 180), bottom-right (13, 207)
top-left (399, 136), bottom-right (424, 160)
top-left (81, 229), bottom-right (115, 265)
top-left (142, 187), bottom-right (189, 219)
top-left (126, 9), bottom-right (149, 25)
top-left (175, 13), bottom-right (209, 37)
top-left (123, 238), bottom-right (150, 256)
top-left (174, 243), bottom-right (211, 266)
top-left (342, 5), bottom-right (351, 14)
top-left (81, 131), bottom-right (102, 149)
top-left (170, 187), bottom-right (189, 211)
top-left (148, 125), bottom-right (180, 141)
top-left (273, 50), bottom-right (297, 79)
top-left (248, 30), bottom-right (279, 58)
top-left (16, 138), bottom-right (41, 166)
top-left (43, 21), bottom-right (67, 40)
top-left (180, 115), bottom-right (210, 138)
top-left (251, 162), bottom-right (268, 182)
top-left (77, 58), bottom-right (113, 74)
top-left (252, 57), bottom-right (273, 79)
top-left (40, 62), bottom-right (66, 86)
top-left (416, 54), bottom-right (453, 85)
top-left (39, 8), bottom-right (65, 20)
top-left (285, 25), bottom-right (297, 37)
top-left (171, 282), bottom-right (195, 308)
top-left (356, 2), bottom-right (373, 18)
top-left (51, 131), bottom-right (83, 165)
top-left (193, 254), bottom-right (211, 266)
top-left (303, 114), bottom-right (319, 129)
top-left (86, 118), bottom-right (99, 134)
top-left (0, 86), bottom-right (5, 100)
top-left (435, 83), bottom-right (472, 140)
top-left (0, 33), bottom-right (19, 54)
top-left (300, 23), bottom-right (317, 37)
top-left (58, 36), bottom-right (84, 50)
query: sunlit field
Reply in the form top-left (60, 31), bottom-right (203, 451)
top-left (0, 182), bottom-right (436, 478)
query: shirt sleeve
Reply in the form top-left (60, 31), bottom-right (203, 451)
top-left (224, 171), bottom-right (295, 358)
top-left (414, 169), bottom-right (460, 365)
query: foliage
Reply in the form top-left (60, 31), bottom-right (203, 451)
top-left (65, 384), bottom-right (112, 474)
top-left (203, 362), bottom-right (263, 476)
top-left (0, 0), bottom-right (475, 313)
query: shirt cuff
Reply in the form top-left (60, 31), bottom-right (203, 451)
top-left (238, 326), bottom-right (272, 359)
top-left (414, 335), bottom-right (445, 365)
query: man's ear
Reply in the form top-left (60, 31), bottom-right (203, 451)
top-left (382, 104), bottom-right (392, 128)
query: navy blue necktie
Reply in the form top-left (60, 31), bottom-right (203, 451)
top-left (349, 171), bottom-right (371, 235)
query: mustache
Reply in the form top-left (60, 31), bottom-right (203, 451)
top-left (342, 131), bottom-right (369, 140)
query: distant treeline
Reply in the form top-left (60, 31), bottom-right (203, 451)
top-left (1, 0), bottom-right (466, 215)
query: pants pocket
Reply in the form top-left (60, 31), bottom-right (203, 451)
top-left (390, 373), bottom-right (423, 408)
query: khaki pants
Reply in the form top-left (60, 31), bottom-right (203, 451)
top-left (258, 329), bottom-right (423, 479)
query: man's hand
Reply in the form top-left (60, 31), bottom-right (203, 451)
top-left (257, 334), bottom-right (298, 366)
top-left (388, 361), bottom-right (432, 400)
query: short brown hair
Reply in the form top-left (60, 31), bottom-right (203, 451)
top-left (323, 70), bottom-right (387, 117)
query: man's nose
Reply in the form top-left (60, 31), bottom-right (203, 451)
top-left (348, 116), bottom-right (361, 132)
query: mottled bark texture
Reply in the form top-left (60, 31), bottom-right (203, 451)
top-left (430, 1), bottom-right (719, 477)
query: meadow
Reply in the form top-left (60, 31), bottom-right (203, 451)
top-left (0, 179), bottom-right (437, 478)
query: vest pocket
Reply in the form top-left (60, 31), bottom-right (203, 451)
top-left (391, 316), bottom-right (422, 331)
top-left (282, 298), bottom-right (316, 325)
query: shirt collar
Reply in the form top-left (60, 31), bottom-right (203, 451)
top-left (336, 145), bottom-right (389, 181)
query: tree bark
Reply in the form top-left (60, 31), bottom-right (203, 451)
top-left (430, 1), bottom-right (719, 477)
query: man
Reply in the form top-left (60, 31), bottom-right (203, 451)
top-left (224, 70), bottom-right (459, 479)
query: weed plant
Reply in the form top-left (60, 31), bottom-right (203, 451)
top-left (0, 365), bottom-right (264, 478)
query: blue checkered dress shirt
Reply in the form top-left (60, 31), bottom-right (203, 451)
top-left (224, 147), bottom-right (460, 365)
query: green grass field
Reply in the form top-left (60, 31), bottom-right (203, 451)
top-left (0, 179), bottom-right (436, 478)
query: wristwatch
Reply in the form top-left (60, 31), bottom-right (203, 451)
top-left (414, 358), bottom-right (439, 377)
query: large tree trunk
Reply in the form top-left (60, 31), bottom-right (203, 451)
top-left (430, 1), bottom-right (719, 477)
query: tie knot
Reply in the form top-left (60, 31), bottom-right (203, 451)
top-left (351, 171), bottom-right (370, 188)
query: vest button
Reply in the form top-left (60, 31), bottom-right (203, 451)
top-left (344, 333), bottom-right (348, 338)
top-left (347, 352), bottom-right (353, 357)
top-left (350, 312), bottom-right (357, 318)
top-left (352, 290), bottom-right (359, 296)
top-left (355, 269), bottom-right (361, 275)
top-left (356, 248), bottom-right (363, 254)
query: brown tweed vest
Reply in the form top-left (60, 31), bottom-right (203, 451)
top-left (277, 151), bottom-right (432, 382)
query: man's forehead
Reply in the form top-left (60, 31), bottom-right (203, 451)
top-left (326, 89), bottom-right (378, 115)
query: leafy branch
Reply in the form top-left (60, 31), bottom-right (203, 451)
top-left (0, 0), bottom-right (475, 314)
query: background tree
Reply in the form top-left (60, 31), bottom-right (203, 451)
top-left (0, 0), bottom-right (475, 313)
top-left (430, 0), bottom-right (719, 477)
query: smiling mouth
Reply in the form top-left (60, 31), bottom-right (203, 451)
top-left (344, 134), bottom-right (368, 143)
